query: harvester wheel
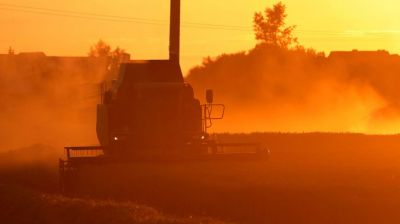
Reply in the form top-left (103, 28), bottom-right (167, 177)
top-left (59, 160), bottom-right (79, 195)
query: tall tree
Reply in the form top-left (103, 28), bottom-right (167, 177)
top-left (253, 2), bottom-right (298, 48)
top-left (88, 40), bottom-right (130, 80)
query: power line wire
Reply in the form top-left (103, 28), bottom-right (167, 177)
top-left (0, 6), bottom-right (257, 32)
top-left (0, 2), bottom-right (253, 29)
top-left (0, 2), bottom-right (366, 36)
top-left (0, 3), bottom-right (165, 23)
top-left (0, 6), bottom-right (256, 31)
top-left (0, 3), bottom-right (253, 30)
top-left (0, 6), bottom-right (167, 25)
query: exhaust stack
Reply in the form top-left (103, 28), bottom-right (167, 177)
top-left (169, 0), bottom-right (180, 63)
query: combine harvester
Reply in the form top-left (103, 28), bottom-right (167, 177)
top-left (60, 0), bottom-right (268, 193)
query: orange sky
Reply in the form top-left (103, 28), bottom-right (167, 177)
top-left (1, 0), bottom-right (400, 74)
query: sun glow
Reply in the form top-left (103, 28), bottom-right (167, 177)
top-left (1, 0), bottom-right (400, 73)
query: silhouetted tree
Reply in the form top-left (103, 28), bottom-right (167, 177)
top-left (88, 40), bottom-right (130, 80)
top-left (88, 39), bottom-right (112, 58)
top-left (110, 47), bottom-right (128, 65)
top-left (88, 40), bottom-right (128, 62)
top-left (253, 2), bottom-right (298, 48)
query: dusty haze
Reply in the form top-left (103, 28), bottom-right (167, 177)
top-left (0, 55), bottom-right (107, 151)
top-left (2, 46), bottom-right (400, 151)
top-left (187, 45), bottom-right (400, 134)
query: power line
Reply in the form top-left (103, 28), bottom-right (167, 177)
top-left (0, 6), bottom-right (255, 31)
top-left (0, 5), bottom-right (167, 26)
top-left (0, 3), bottom-right (253, 31)
top-left (0, 2), bottom-right (367, 36)
top-left (0, 2), bottom-right (253, 30)
top-left (0, 3), bottom-right (165, 23)
top-left (0, 6), bottom-right (256, 32)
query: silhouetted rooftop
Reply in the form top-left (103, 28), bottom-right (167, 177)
top-left (329, 50), bottom-right (393, 58)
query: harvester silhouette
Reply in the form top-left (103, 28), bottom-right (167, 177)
top-left (59, 0), bottom-right (268, 193)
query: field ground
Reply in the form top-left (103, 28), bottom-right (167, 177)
top-left (0, 184), bottom-right (226, 224)
top-left (2, 133), bottom-right (400, 224)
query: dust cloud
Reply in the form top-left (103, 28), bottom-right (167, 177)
top-left (187, 45), bottom-right (400, 134)
top-left (1, 45), bottom-right (400, 153)
top-left (0, 54), bottom-right (108, 152)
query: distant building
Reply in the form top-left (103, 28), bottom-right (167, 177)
top-left (328, 50), bottom-right (400, 63)
top-left (329, 50), bottom-right (390, 58)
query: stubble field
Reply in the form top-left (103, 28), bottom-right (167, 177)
top-left (2, 133), bottom-right (400, 224)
